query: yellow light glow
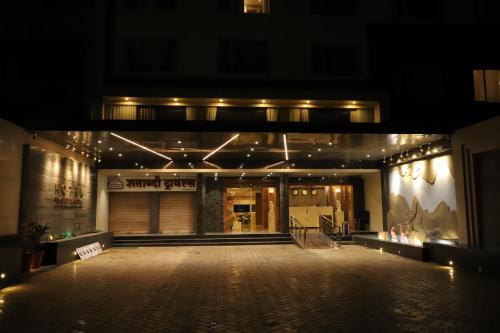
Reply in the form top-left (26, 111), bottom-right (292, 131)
top-left (124, 97), bottom-right (129, 101)
top-left (449, 260), bottom-right (453, 266)
top-left (1, 273), bottom-right (5, 279)
top-left (306, 100), bottom-right (311, 104)
top-left (261, 99), bottom-right (266, 103)
top-left (269, 188), bottom-right (275, 194)
top-left (72, 251), bottom-right (77, 256)
top-left (219, 99), bottom-right (224, 103)
top-left (173, 98), bottom-right (178, 102)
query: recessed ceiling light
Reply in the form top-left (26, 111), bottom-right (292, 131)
top-left (118, 153), bottom-right (122, 157)
top-left (307, 173), bottom-right (311, 176)
top-left (250, 148), bottom-right (254, 151)
top-left (246, 154), bottom-right (251, 157)
top-left (177, 140), bottom-right (182, 144)
top-left (109, 147), bottom-right (113, 151)
top-left (308, 154), bottom-right (312, 158)
top-left (366, 154), bottom-right (370, 158)
top-left (146, 173), bottom-right (149, 176)
top-left (328, 142), bottom-right (332, 146)
top-left (255, 141), bottom-right (259, 145)
top-left (183, 154), bottom-right (187, 157)
top-left (317, 148), bottom-right (322, 152)
top-left (117, 173), bottom-right (121, 176)
top-left (382, 149), bottom-right (385, 152)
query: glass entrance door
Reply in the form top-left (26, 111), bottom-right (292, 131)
top-left (223, 186), bottom-right (278, 233)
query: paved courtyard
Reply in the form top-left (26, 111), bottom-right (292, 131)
top-left (1, 245), bottom-right (499, 333)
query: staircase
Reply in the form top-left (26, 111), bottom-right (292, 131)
top-left (113, 233), bottom-right (295, 247)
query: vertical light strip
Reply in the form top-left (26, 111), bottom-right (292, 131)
top-left (110, 132), bottom-right (172, 160)
top-left (202, 133), bottom-right (240, 161)
top-left (283, 134), bottom-right (289, 161)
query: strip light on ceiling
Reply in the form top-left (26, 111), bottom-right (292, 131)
top-left (202, 133), bottom-right (240, 161)
top-left (264, 161), bottom-right (285, 169)
top-left (283, 134), bottom-right (289, 161)
top-left (203, 161), bottom-right (222, 169)
top-left (163, 160), bottom-right (174, 169)
top-left (110, 132), bottom-right (172, 160)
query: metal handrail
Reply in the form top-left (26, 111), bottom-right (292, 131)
top-left (289, 216), bottom-right (308, 248)
top-left (319, 215), bottom-right (342, 248)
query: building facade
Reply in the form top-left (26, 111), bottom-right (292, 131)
top-left (1, 0), bottom-right (500, 287)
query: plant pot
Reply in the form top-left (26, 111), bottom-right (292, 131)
top-left (21, 253), bottom-right (32, 273)
top-left (30, 250), bottom-right (45, 270)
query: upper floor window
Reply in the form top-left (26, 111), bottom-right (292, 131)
top-left (396, 0), bottom-right (442, 20)
top-left (121, 37), bottom-right (176, 73)
top-left (219, 0), bottom-right (269, 14)
top-left (475, 0), bottom-right (500, 21)
top-left (218, 39), bottom-right (269, 74)
top-left (473, 70), bottom-right (500, 103)
top-left (311, 44), bottom-right (360, 77)
top-left (309, 0), bottom-right (358, 17)
top-left (244, 0), bottom-right (269, 14)
top-left (120, 0), bottom-right (176, 10)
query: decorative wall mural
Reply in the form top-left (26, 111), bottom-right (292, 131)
top-left (386, 155), bottom-right (458, 245)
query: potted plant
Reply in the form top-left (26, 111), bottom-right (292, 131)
top-left (19, 222), bottom-right (49, 272)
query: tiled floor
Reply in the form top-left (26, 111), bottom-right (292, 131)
top-left (0, 245), bottom-right (499, 333)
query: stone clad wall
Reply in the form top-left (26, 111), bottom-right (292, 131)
top-left (204, 179), bottom-right (223, 233)
top-left (20, 145), bottom-right (97, 237)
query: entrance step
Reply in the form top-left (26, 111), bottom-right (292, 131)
top-left (113, 233), bottom-right (295, 247)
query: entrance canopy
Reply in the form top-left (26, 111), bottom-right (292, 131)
top-left (40, 131), bottom-right (447, 172)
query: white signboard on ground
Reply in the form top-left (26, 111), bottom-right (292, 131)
top-left (76, 242), bottom-right (103, 260)
top-left (108, 176), bottom-right (197, 192)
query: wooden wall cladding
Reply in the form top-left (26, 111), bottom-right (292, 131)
top-left (109, 192), bottom-right (150, 234)
top-left (159, 192), bottom-right (196, 234)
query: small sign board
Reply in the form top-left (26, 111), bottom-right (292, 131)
top-left (76, 242), bottom-right (103, 260)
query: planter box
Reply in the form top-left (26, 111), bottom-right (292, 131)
top-left (41, 231), bottom-right (113, 266)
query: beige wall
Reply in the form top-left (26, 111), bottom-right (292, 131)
top-left (362, 172), bottom-right (383, 232)
top-left (452, 116), bottom-right (500, 246)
